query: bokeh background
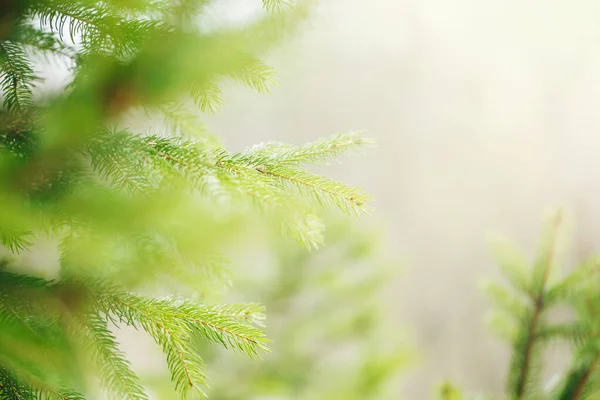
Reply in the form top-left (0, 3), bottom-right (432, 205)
top-left (196, 0), bottom-right (600, 397)
top-left (33, 0), bottom-right (600, 397)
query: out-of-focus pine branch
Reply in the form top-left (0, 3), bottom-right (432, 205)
top-left (0, 0), bottom-right (372, 398)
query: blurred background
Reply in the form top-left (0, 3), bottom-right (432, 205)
top-left (34, 0), bottom-right (600, 398)
top-left (193, 0), bottom-right (600, 397)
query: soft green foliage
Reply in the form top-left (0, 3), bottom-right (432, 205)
top-left (438, 212), bottom-right (600, 400)
top-left (142, 218), bottom-right (413, 399)
top-left (0, 0), bottom-right (371, 398)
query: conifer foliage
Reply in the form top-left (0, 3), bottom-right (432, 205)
top-left (0, 0), bottom-right (371, 398)
top-left (439, 212), bottom-right (600, 400)
top-left (174, 218), bottom-right (412, 399)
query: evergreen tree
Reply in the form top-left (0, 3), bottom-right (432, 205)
top-left (0, 1), bottom-right (372, 398)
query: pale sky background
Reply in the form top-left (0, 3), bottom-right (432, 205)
top-left (202, 0), bottom-right (600, 397)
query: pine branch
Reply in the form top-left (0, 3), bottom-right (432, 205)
top-left (0, 41), bottom-right (36, 112)
top-left (0, 229), bottom-right (34, 253)
top-left (546, 257), bottom-right (600, 305)
top-left (201, 303), bottom-right (266, 326)
top-left (556, 352), bottom-right (600, 400)
top-left (537, 324), bottom-right (588, 346)
top-left (71, 229), bottom-right (234, 291)
top-left (488, 236), bottom-right (532, 296)
top-left (96, 290), bottom-right (269, 359)
top-left (38, 389), bottom-right (87, 400)
top-left (28, 1), bottom-right (107, 45)
top-left (481, 279), bottom-right (526, 318)
top-left (85, 283), bottom-right (268, 397)
top-left (189, 81), bottom-right (225, 114)
top-left (84, 130), bottom-right (331, 246)
top-left (28, 0), bottom-right (170, 57)
top-left (12, 23), bottom-right (75, 61)
top-left (79, 282), bottom-right (206, 398)
top-left (80, 314), bottom-right (148, 400)
top-left (158, 103), bottom-right (213, 141)
top-left (85, 132), bottom-right (213, 193)
top-left (104, 297), bottom-right (208, 398)
top-left (0, 318), bottom-right (80, 399)
top-left (141, 235), bottom-right (234, 290)
top-left (510, 309), bottom-right (544, 398)
top-left (485, 310), bottom-right (518, 343)
top-left (115, 20), bottom-right (173, 56)
top-left (213, 155), bottom-right (326, 246)
top-left (508, 214), bottom-right (562, 399)
top-left (179, 302), bottom-right (270, 357)
top-left (243, 132), bottom-right (373, 166)
top-left (551, 276), bottom-right (600, 399)
top-left (227, 56), bottom-right (276, 94)
top-left (224, 137), bottom-right (372, 215)
top-left (279, 210), bottom-right (325, 249)
top-left (256, 165), bottom-right (371, 216)
top-left (90, 0), bottom-right (171, 16)
top-left (84, 130), bottom-right (161, 195)
top-left (0, 368), bottom-right (36, 400)
top-left (262, 0), bottom-right (295, 13)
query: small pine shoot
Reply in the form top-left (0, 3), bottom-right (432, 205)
top-left (440, 211), bottom-right (600, 400)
